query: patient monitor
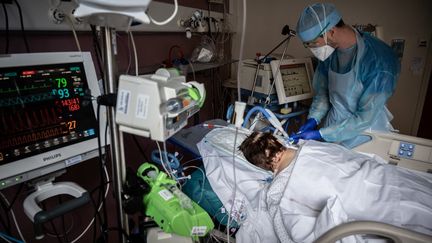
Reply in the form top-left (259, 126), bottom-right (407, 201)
top-left (354, 132), bottom-right (432, 173)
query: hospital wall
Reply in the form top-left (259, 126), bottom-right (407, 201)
top-left (230, 0), bottom-right (432, 137)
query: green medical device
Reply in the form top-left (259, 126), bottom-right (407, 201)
top-left (137, 163), bottom-right (214, 238)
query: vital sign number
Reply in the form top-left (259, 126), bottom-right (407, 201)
top-left (56, 78), bottom-right (68, 88)
top-left (52, 88), bottom-right (70, 99)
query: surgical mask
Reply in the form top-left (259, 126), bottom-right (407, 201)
top-left (307, 3), bottom-right (335, 61)
top-left (309, 44), bottom-right (335, 61)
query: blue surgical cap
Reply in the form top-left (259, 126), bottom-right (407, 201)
top-left (296, 3), bottom-right (342, 42)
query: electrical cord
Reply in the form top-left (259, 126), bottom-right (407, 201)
top-left (236, 0), bottom-right (247, 103)
top-left (65, 14), bottom-right (82, 52)
top-left (128, 31), bottom-right (138, 76)
top-left (0, 184), bottom-right (24, 237)
top-left (95, 102), bottom-right (108, 241)
top-left (227, 128), bottom-right (239, 243)
top-left (91, 25), bottom-right (105, 80)
top-left (188, 60), bottom-right (196, 81)
top-left (70, 159), bottom-right (110, 243)
top-left (0, 194), bottom-right (11, 236)
top-left (0, 232), bottom-right (15, 243)
top-left (125, 31), bottom-right (132, 75)
top-left (182, 166), bottom-right (206, 204)
top-left (0, 192), bottom-right (25, 243)
top-left (13, 0), bottom-right (30, 53)
top-left (2, 3), bottom-right (9, 54)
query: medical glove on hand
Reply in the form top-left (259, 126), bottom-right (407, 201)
top-left (297, 118), bottom-right (317, 134)
top-left (290, 130), bottom-right (322, 144)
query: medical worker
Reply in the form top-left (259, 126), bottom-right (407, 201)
top-left (291, 3), bottom-right (400, 148)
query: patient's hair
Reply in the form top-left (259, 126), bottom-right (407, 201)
top-left (238, 132), bottom-right (284, 171)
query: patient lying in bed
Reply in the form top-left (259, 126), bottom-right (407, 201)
top-left (198, 128), bottom-right (432, 243)
top-left (241, 131), bottom-right (432, 242)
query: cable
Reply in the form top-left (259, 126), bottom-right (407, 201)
top-left (2, 3), bottom-right (9, 54)
top-left (227, 127), bottom-right (240, 243)
top-left (6, 184), bottom-right (23, 212)
top-left (182, 166), bottom-right (206, 203)
top-left (236, 0), bottom-right (247, 103)
top-left (90, 25), bottom-right (105, 80)
top-left (188, 60), bottom-right (196, 81)
top-left (0, 192), bottom-right (25, 243)
top-left (264, 38), bottom-right (289, 108)
top-left (125, 31), bottom-right (132, 75)
top-left (155, 141), bottom-right (171, 177)
top-left (70, 163), bottom-right (110, 243)
top-left (0, 193), bottom-right (11, 235)
top-left (149, 0), bottom-right (178, 26)
top-left (65, 14), bottom-right (82, 52)
top-left (96, 103), bottom-right (108, 231)
top-left (13, 0), bottom-right (30, 53)
top-left (0, 233), bottom-right (12, 243)
top-left (70, 101), bottom-right (110, 243)
top-left (128, 31), bottom-right (139, 76)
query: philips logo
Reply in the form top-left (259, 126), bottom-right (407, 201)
top-left (43, 153), bottom-right (61, 162)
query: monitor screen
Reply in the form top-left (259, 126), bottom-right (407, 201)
top-left (270, 58), bottom-right (314, 104)
top-left (0, 52), bottom-right (106, 189)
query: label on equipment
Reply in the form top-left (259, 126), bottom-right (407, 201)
top-left (65, 155), bottom-right (83, 166)
top-left (136, 94), bottom-right (149, 119)
top-left (191, 226), bottom-right (207, 236)
top-left (117, 89), bottom-right (130, 114)
top-left (158, 189), bottom-right (174, 201)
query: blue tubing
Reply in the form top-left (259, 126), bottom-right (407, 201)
top-left (242, 106), bottom-right (271, 128)
top-left (151, 150), bottom-right (180, 170)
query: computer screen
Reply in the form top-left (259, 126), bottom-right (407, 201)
top-left (270, 58), bottom-right (314, 104)
top-left (0, 52), bottom-right (106, 189)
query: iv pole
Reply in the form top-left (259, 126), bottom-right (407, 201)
top-left (101, 27), bottom-right (129, 242)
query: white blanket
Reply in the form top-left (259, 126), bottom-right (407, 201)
top-left (198, 128), bottom-right (432, 243)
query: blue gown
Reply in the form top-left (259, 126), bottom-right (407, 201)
top-left (309, 29), bottom-right (400, 148)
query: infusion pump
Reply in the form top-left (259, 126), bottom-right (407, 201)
top-left (116, 68), bottom-right (205, 142)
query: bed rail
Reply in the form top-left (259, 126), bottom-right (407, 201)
top-left (314, 221), bottom-right (432, 243)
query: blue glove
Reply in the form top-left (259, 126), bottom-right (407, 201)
top-left (290, 130), bottom-right (322, 144)
top-left (297, 118), bottom-right (317, 134)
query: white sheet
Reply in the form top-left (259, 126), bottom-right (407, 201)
top-left (198, 127), bottom-right (278, 243)
top-left (268, 140), bottom-right (432, 242)
top-left (198, 128), bottom-right (432, 243)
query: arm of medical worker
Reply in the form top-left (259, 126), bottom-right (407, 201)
top-left (290, 130), bottom-right (322, 143)
top-left (297, 118), bottom-right (318, 134)
top-left (307, 63), bottom-right (331, 124)
top-left (319, 71), bottom-right (397, 142)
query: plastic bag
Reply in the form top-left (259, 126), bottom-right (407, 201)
top-left (190, 36), bottom-right (216, 63)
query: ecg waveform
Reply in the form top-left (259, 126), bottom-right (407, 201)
top-left (0, 126), bottom-right (66, 150)
top-left (0, 82), bottom-right (52, 94)
top-left (0, 93), bottom-right (54, 107)
top-left (0, 107), bottom-right (61, 135)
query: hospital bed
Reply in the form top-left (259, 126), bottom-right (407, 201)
top-left (353, 132), bottom-right (432, 173)
top-left (170, 120), bottom-right (432, 242)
